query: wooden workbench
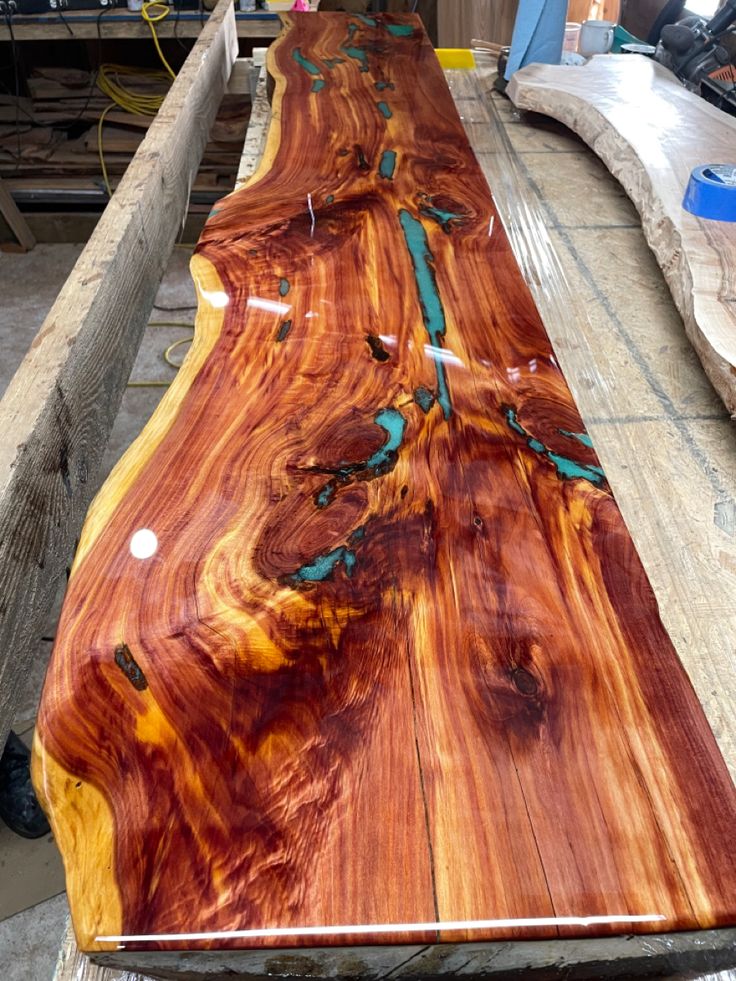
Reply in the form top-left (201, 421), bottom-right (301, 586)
top-left (46, 57), bottom-right (736, 981)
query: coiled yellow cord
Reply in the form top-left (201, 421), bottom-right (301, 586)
top-left (127, 321), bottom-right (194, 388)
top-left (141, 1), bottom-right (177, 81)
top-left (97, 2), bottom-right (176, 196)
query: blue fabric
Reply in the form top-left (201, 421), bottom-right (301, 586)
top-left (504, 0), bottom-right (567, 80)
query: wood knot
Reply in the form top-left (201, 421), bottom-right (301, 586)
top-left (511, 666), bottom-right (539, 697)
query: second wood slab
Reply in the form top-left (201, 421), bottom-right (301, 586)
top-left (509, 54), bottom-right (736, 416)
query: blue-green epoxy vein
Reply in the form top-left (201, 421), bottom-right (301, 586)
top-left (387, 22), bottom-right (414, 37)
top-left (292, 48), bottom-right (321, 76)
top-left (208, 207), bottom-right (221, 218)
top-left (326, 194), bottom-right (335, 205)
top-left (375, 80), bottom-right (394, 91)
top-left (355, 13), bottom-right (377, 26)
top-left (291, 545), bottom-right (356, 583)
top-left (376, 101), bottom-right (393, 119)
top-left (314, 408), bottom-right (406, 509)
top-left (279, 278), bottom-right (290, 297)
top-left (506, 408), bottom-right (605, 487)
top-left (379, 150), bottom-right (397, 180)
top-left (323, 57), bottom-right (345, 69)
top-left (311, 79), bottom-right (326, 93)
top-left (365, 408), bottom-right (405, 471)
top-left (560, 428), bottom-right (593, 448)
top-left (414, 386), bottom-right (435, 413)
top-left (342, 44), bottom-right (369, 71)
top-left (398, 209), bottom-right (452, 419)
top-left (419, 201), bottom-right (466, 234)
top-left (276, 320), bottom-right (292, 343)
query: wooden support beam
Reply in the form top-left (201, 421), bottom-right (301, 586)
top-left (0, 177), bottom-right (35, 252)
top-left (0, 0), bottom-right (238, 753)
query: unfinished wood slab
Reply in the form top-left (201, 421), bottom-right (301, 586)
top-left (34, 12), bottom-right (736, 964)
top-left (508, 54), bottom-right (736, 416)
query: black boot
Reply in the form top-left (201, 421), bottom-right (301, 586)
top-left (0, 731), bottom-right (51, 839)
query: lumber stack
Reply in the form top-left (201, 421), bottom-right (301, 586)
top-left (0, 67), bottom-right (250, 202)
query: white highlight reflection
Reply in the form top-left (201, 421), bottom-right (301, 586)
top-left (307, 192), bottom-right (316, 237)
top-left (425, 344), bottom-right (464, 367)
top-left (129, 529), bottom-right (158, 560)
top-left (247, 297), bottom-right (292, 316)
top-left (98, 913), bottom-right (666, 944)
top-left (201, 289), bottom-right (229, 309)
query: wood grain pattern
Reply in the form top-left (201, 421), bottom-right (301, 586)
top-left (34, 14), bottom-right (736, 955)
top-left (508, 55), bottom-right (736, 416)
top-left (438, 0), bottom-right (518, 47)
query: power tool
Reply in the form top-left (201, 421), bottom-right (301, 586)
top-left (656, 0), bottom-right (736, 115)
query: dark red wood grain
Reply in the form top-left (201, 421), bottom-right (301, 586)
top-left (33, 12), bottom-right (736, 954)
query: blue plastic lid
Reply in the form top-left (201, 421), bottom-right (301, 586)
top-left (683, 164), bottom-right (736, 221)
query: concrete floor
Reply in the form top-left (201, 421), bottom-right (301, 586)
top-left (0, 243), bottom-right (196, 981)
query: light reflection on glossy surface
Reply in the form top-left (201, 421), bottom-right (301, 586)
top-left (129, 529), bottom-right (158, 560)
top-left (98, 913), bottom-right (668, 946)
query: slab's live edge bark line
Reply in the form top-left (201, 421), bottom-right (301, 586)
top-left (33, 13), bottom-right (736, 955)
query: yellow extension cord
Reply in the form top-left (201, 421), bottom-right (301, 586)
top-left (127, 321), bottom-right (195, 388)
top-left (97, 1), bottom-right (176, 196)
top-left (94, 7), bottom-right (195, 386)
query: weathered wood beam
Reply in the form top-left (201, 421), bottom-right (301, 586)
top-left (0, 177), bottom-right (36, 252)
top-left (0, 0), bottom-right (237, 752)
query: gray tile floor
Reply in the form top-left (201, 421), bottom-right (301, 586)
top-left (0, 244), bottom-right (196, 980)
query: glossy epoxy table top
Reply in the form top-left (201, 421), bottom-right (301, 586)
top-left (33, 13), bottom-right (736, 954)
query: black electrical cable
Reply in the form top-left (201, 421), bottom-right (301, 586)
top-left (57, 8), bottom-right (74, 36)
top-left (51, 5), bottom-right (115, 131)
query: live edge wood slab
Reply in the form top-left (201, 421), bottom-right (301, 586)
top-left (508, 55), bottom-right (736, 417)
top-left (33, 13), bottom-right (736, 957)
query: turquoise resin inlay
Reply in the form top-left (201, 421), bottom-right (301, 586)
top-left (377, 101), bottom-right (393, 119)
top-left (291, 545), bottom-right (357, 583)
top-left (292, 48), bottom-right (321, 76)
top-left (398, 209), bottom-right (452, 419)
top-left (506, 408), bottom-right (605, 487)
top-left (414, 386), bottom-right (435, 413)
top-left (387, 23), bottom-right (414, 36)
top-left (279, 278), bottom-right (290, 297)
top-left (314, 408), bottom-right (407, 509)
top-left (560, 428), bottom-right (594, 448)
top-left (379, 150), bottom-right (397, 180)
top-left (419, 200), bottom-right (466, 234)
